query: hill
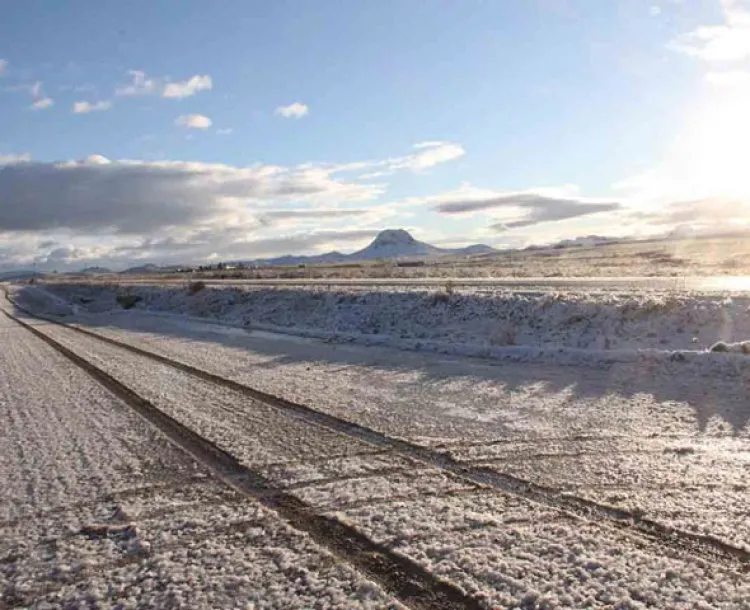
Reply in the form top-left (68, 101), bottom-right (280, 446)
top-left (249, 229), bottom-right (495, 265)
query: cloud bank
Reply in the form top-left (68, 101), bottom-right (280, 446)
top-left (0, 140), bottom-right (475, 270)
top-left (0, 156), bottom-right (382, 235)
top-left (434, 188), bottom-right (621, 230)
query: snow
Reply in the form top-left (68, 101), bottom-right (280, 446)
top-left (30, 282), bottom-right (750, 363)
top-left (6, 283), bottom-right (750, 606)
top-left (0, 306), bottom-right (409, 609)
top-left (337, 492), bottom-right (750, 608)
top-left (13, 284), bottom-right (76, 317)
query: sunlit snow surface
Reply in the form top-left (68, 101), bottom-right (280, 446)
top-left (0, 311), bottom-right (405, 609)
top-left (4, 283), bottom-right (750, 608)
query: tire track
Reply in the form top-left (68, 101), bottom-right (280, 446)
top-left (0, 307), bottom-right (485, 610)
top-left (5, 294), bottom-right (750, 568)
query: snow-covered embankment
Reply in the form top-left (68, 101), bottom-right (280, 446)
top-left (13, 282), bottom-right (750, 361)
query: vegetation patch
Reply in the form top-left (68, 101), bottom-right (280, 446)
top-left (116, 294), bottom-right (142, 310)
top-left (188, 280), bottom-right (207, 295)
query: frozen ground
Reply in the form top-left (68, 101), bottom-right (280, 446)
top-left (29, 281), bottom-right (750, 356)
top-left (5, 284), bottom-right (750, 607)
top-left (4, 288), bottom-right (750, 607)
top-left (40, 302), bottom-right (750, 551)
top-left (0, 307), bottom-right (409, 609)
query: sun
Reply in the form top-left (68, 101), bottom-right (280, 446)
top-left (674, 78), bottom-right (750, 200)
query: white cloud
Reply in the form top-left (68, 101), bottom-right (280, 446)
top-left (0, 155), bottom-right (389, 271)
top-left (424, 183), bottom-right (620, 230)
top-left (27, 81), bottom-right (53, 110)
top-left (669, 0), bottom-right (750, 61)
top-left (0, 153), bottom-right (31, 165)
top-left (275, 102), bottom-right (309, 119)
top-left (115, 70), bottom-right (158, 96)
top-left (0, 156), bottom-right (382, 235)
top-left (389, 141), bottom-right (465, 172)
top-left (705, 69), bottom-right (750, 87)
top-left (0, 141), bottom-right (469, 270)
top-left (361, 141), bottom-right (466, 178)
top-left (175, 114), bottom-right (213, 129)
top-left (162, 74), bottom-right (212, 99)
top-left (31, 97), bottom-right (54, 110)
top-left (72, 100), bottom-right (113, 114)
top-left (0, 59), bottom-right (7, 76)
top-left (117, 70), bottom-right (213, 100)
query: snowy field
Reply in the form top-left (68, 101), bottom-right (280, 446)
top-left (3, 283), bottom-right (750, 607)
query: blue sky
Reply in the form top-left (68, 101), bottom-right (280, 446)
top-left (1, 0), bottom-right (749, 270)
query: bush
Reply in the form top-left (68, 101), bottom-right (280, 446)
top-left (188, 280), bottom-right (207, 295)
top-left (709, 340), bottom-right (750, 354)
top-left (429, 291), bottom-right (451, 305)
top-left (116, 294), bottom-right (141, 310)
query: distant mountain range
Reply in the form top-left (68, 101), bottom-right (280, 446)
top-left (543, 235), bottom-right (623, 249)
top-left (120, 264), bottom-right (188, 274)
top-left (80, 266), bottom-right (114, 274)
top-left (108, 232), bottom-right (494, 273)
top-left (247, 229), bottom-right (497, 266)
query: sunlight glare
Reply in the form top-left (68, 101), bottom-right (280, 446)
top-left (675, 80), bottom-right (750, 200)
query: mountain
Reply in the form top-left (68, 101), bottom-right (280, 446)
top-left (258, 251), bottom-right (349, 266)
top-left (445, 243), bottom-right (496, 256)
top-left (348, 229), bottom-right (442, 260)
top-left (247, 229), bottom-right (496, 265)
top-left (120, 264), bottom-right (161, 274)
top-left (80, 266), bottom-right (113, 274)
top-left (552, 235), bottom-right (623, 249)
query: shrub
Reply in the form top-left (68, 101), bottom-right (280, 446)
top-left (188, 280), bottom-right (207, 295)
top-left (429, 291), bottom-right (451, 305)
top-left (116, 294), bottom-right (141, 310)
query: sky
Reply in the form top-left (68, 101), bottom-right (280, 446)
top-left (1, 0), bottom-right (750, 271)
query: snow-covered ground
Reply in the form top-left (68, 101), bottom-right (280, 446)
top-left (5, 283), bottom-right (750, 607)
top-left (0, 308), bottom-right (409, 609)
top-left (28, 281), bottom-right (750, 357)
top-left (36, 301), bottom-right (750, 550)
top-left (4, 292), bottom-right (749, 606)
